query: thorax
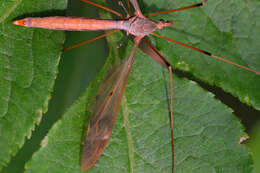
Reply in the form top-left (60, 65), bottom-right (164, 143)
top-left (123, 16), bottom-right (157, 37)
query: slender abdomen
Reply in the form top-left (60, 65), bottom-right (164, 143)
top-left (12, 16), bottom-right (124, 31)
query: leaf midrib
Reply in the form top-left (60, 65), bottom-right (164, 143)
top-left (122, 95), bottom-right (136, 173)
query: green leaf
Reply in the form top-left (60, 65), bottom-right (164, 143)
top-left (24, 33), bottom-right (253, 172)
top-left (1, 0), bottom-right (258, 172)
top-left (0, 0), bottom-right (66, 170)
top-left (0, 0), bottom-right (23, 23)
top-left (250, 121), bottom-right (260, 173)
top-left (145, 0), bottom-right (260, 109)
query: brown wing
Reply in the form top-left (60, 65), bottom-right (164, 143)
top-left (81, 40), bottom-right (141, 171)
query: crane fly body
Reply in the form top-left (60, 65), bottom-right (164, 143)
top-left (12, 1), bottom-right (176, 171)
top-left (11, 0), bottom-right (260, 172)
top-left (12, 16), bottom-right (173, 37)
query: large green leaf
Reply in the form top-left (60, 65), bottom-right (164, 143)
top-left (1, 0), bottom-right (258, 172)
top-left (144, 0), bottom-right (260, 109)
top-left (0, 0), bottom-right (66, 170)
top-left (24, 34), bottom-right (252, 173)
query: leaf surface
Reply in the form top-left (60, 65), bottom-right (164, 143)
top-left (145, 0), bottom-right (260, 109)
top-left (0, 0), bottom-right (66, 170)
top-left (1, 0), bottom-right (257, 172)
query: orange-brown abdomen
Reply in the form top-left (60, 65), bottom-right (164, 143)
top-left (12, 17), bottom-right (124, 31)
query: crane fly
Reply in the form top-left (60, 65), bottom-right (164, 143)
top-left (12, 0), bottom-right (260, 172)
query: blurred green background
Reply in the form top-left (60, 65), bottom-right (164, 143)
top-left (1, 0), bottom-right (260, 172)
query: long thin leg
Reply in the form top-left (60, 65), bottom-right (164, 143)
top-left (127, 0), bottom-right (131, 15)
top-left (151, 32), bottom-right (260, 75)
top-left (146, 2), bottom-right (205, 17)
top-left (169, 66), bottom-right (174, 173)
top-left (142, 38), bottom-right (174, 173)
top-left (130, 0), bottom-right (145, 18)
top-left (63, 30), bottom-right (119, 51)
top-left (81, 0), bottom-right (124, 18)
top-left (118, 1), bottom-right (130, 18)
